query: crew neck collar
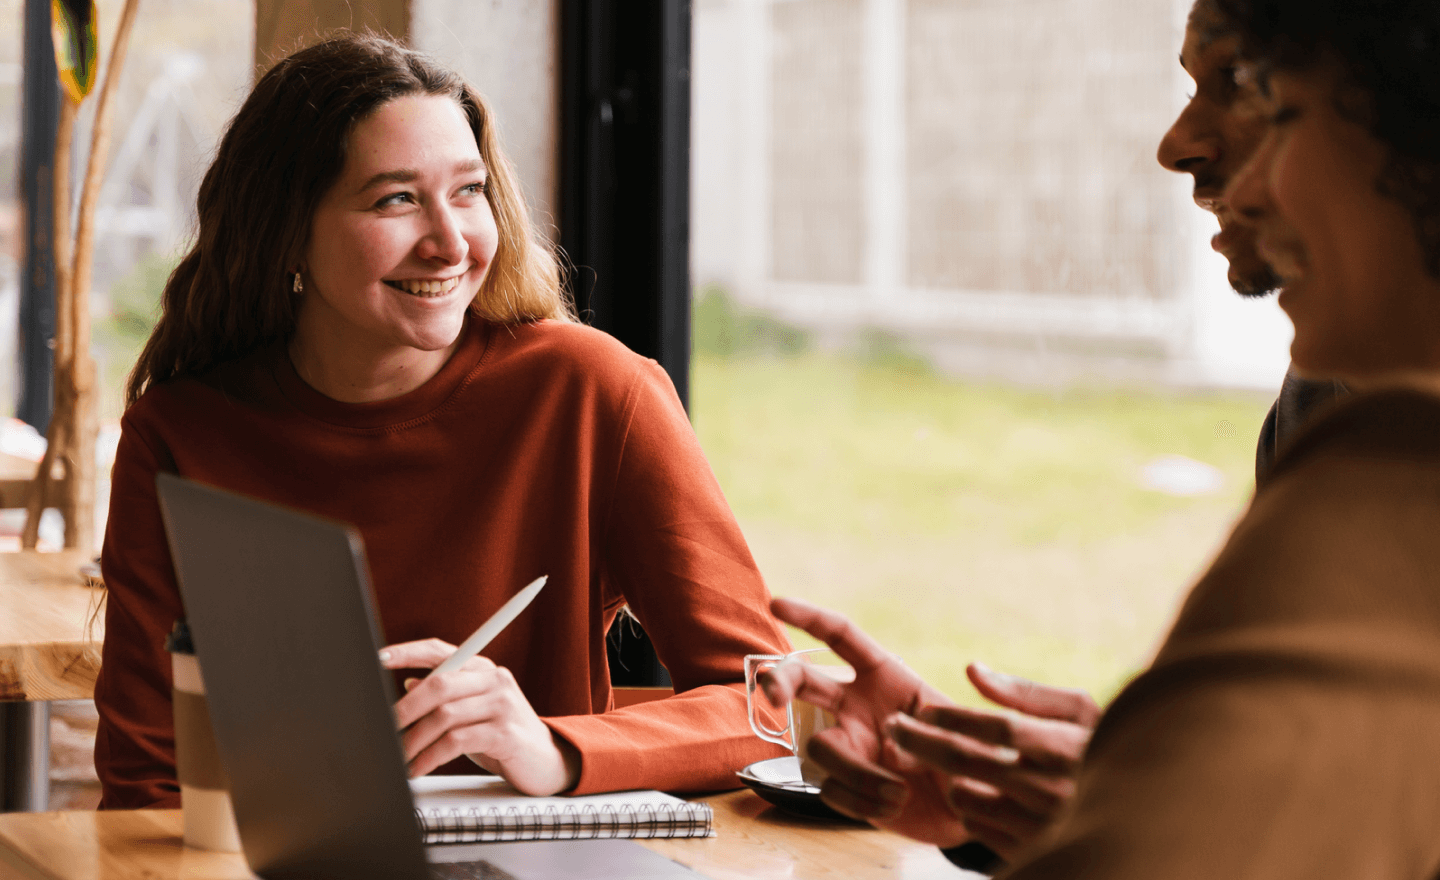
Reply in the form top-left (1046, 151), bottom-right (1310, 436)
top-left (271, 319), bottom-right (493, 429)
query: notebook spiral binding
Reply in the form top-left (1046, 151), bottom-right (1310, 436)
top-left (417, 802), bottom-right (715, 844)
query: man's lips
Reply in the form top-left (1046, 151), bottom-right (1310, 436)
top-left (1211, 223), bottom-right (1246, 255)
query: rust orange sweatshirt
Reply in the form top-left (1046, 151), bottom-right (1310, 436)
top-left (95, 319), bottom-right (790, 808)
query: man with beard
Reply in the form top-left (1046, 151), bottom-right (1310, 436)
top-left (766, 1), bottom-right (1345, 872)
top-left (1158, 1), bottom-right (1346, 482)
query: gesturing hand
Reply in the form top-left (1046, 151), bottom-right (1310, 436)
top-left (761, 597), bottom-right (969, 847)
top-left (380, 639), bottom-right (581, 797)
top-left (885, 663), bottom-right (1100, 861)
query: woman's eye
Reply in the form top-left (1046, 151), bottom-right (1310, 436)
top-left (461, 181), bottom-right (488, 197)
top-left (375, 192), bottom-right (414, 209)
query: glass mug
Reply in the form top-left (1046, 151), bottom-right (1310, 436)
top-left (744, 648), bottom-right (856, 787)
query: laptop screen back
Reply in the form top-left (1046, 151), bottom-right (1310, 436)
top-left (156, 474), bottom-right (430, 880)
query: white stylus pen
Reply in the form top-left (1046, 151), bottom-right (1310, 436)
top-left (428, 575), bottom-right (548, 678)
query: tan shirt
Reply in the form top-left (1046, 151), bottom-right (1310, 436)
top-left (1004, 389), bottom-right (1440, 879)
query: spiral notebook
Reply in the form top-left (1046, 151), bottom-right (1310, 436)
top-left (411, 776), bottom-right (715, 845)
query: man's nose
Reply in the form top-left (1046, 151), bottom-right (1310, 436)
top-left (1157, 101), bottom-right (1221, 175)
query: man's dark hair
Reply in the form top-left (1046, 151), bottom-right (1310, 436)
top-left (1213, 0), bottom-right (1440, 275)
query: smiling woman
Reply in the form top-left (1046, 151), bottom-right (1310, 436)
top-left (93, 34), bottom-right (791, 809)
top-left (292, 95), bottom-right (501, 402)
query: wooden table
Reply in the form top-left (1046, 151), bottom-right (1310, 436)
top-left (0, 790), bottom-right (975, 879)
top-left (0, 550), bottom-right (104, 812)
top-left (0, 451), bottom-right (67, 515)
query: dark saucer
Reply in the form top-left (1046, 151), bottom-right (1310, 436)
top-left (735, 757), bottom-right (854, 822)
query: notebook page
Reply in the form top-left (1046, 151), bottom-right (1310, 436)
top-left (410, 775), bottom-right (689, 812)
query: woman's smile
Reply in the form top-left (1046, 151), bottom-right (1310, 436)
top-left (385, 275), bottom-right (467, 297)
top-left (290, 92), bottom-right (501, 401)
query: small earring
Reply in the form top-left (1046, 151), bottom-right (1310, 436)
top-left (292, 272), bottom-right (304, 294)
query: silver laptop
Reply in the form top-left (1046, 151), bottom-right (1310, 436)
top-left (156, 473), bottom-right (700, 880)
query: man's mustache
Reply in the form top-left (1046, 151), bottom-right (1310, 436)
top-left (1192, 169), bottom-right (1227, 209)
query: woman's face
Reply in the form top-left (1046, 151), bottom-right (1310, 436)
top-left (297, 94), bottom-right (499, 370)
top-left (1226, 63), bottom-right (1440, 379)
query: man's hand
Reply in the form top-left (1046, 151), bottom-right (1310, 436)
top-left (380, 639), bottom-right (581, 797)
top-left (761, 597), bottom-right (969, 847)
top-left (885, 662), bottom-right (1100, 860)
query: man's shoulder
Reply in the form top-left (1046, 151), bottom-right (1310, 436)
top-left (1161, 388), bottom-right (1440, 671)
top-left (1262, 385), bottom-right (1440, 487)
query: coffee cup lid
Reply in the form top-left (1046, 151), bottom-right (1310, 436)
top-left (165, 618), bottom-right (194, 654)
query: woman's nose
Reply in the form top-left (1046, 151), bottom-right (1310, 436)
top-left (417, 204), bottom-right (469, 265)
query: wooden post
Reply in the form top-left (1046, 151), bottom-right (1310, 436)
top-left (24, 0), bottom-right (142, 554)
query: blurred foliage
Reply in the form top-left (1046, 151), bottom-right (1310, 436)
top-left (852, 328), bottom-right (934, 378)
top-left (692, 285), bottom-right (811, 358)
top-left (95, 252), bottom-right (173, 417)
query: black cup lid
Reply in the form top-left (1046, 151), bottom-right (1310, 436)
top-left (165, 618), bottom-right (194, 654)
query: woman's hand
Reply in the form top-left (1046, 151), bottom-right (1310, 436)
top-left (884, 663), bottom-right (1100, 861)
top-left (380, 639), bottom-right (581, 796)
top-left (761, 597), bottom-right (969, 847)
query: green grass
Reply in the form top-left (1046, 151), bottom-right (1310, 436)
top-left (693, 352), bottom-right (1265, 546)
top-left (689, 303), bottom-right (1275, 706)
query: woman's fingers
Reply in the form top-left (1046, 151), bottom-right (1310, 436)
top-left (966, 662), bottom-right (1102, 728)
top-left (393, 658), bottom-right (501, 730)
top-left (404, 692), bottom-right (501, 776)
top-left (399, 670), bottom-right (503, 756)
top-left (378, 638), bottom-right (460, 670)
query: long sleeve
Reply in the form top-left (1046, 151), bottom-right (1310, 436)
top-left (94, 414), bottom-right (185, 809)
top-left (94, 320), bottom-right (792, 806)
top-left (1003, 394), bottom-right (1440, 879)
top-left (544, 360), bottom-right (793, 794)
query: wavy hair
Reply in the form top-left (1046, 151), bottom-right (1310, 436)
top-left (1213, 0), bottom-right (1440, 276)
top-left (126, 33), bottom-right (573, 406)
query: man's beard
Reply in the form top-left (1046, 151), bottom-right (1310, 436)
top-left (1231, 267), bottom-right (1282, 298)
top-left (1194, 172), bottom-right (1282, 299)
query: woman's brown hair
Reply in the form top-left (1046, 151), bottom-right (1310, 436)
top-left (125, 33), bottom-right (572, 406)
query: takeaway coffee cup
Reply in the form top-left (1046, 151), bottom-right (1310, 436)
top-left (744, 648), bottom-right (856, 787)
top-left (167, 620), bottom-right (242, 852)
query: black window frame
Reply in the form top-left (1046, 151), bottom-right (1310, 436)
top-left (561, 0), bottom-right (694, 688)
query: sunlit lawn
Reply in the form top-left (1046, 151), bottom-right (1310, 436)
top-left (691, 351), bottom-right (1275, 707)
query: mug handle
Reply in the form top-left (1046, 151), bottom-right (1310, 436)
top-left (745, 653), bottom-right (794, 750)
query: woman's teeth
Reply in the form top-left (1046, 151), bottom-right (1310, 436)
top-left (389, 277), bottom-right (459, 296)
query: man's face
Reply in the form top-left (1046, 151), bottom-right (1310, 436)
top-left (1157, 7), bottom-right (1279, 296)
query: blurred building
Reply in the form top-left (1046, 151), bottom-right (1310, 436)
top-left (692, 0), bottom-right (1291, 389)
